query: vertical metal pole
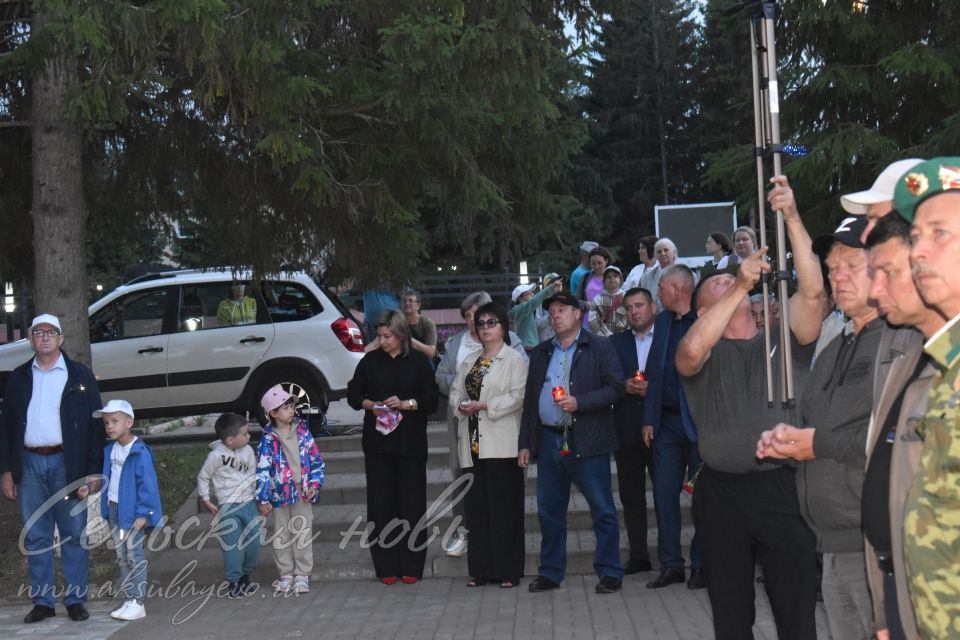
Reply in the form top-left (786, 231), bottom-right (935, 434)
top-left (749, 16), bottom-right (775, 407)
top-left (761, 1), bottom-right (795, 406)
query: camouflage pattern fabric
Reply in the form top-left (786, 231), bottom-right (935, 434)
top-left (904, 315), bottom-right (960, 638)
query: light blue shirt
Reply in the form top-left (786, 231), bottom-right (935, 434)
top-left (25, 354), bottom-right (68, 447)
top-left (538, 333), bottom-right (579, 427)
top-left (634, 326), bottom-right (655, 372)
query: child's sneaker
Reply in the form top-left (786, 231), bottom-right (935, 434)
top-left (110, 599), bottom-right (133, 619)
top-left (239, 573), bottom-right (255, 595)
top-left (227, 581), bottom-right (244, 599)
top-left (293, 575), bottom-right (310, 594)
top-left (115, 599), bottom-right (146, 621)
top-left (272, 575), bottom-right (293, 594)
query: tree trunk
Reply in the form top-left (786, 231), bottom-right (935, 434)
top-left (650, 0), bottom-right (669, 205)
top-left (30, 10), bottom-right (91, 366)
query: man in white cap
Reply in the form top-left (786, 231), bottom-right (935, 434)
top-left (570, 240), bottom-right (599, 298)
top-left (509, 278), bottom-right (563, 350)
top-left (0, 314), bottom-right (104, 623)
top-left (839, 158), bottom-right (925, 243)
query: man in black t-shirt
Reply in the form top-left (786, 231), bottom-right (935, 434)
top-left (677, 176), bottom-right (827, 640)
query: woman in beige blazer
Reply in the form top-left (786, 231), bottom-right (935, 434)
top-left (449, 302), bottom-right (528, 588)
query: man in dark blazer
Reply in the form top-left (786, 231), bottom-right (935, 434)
top-left (642, 265), bottom-right (703, 589)
top-left (518, 292), bottom-right (625, 594)
top-left (0, 314), bottom-right (104, 624)
top-left (609, 287), bottom-right (657, 575)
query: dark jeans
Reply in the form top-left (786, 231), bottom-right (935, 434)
top-left (613, 439), bottom-right (653, 563)
top-left (652, 412), bottom-right (701, 570)
top-left (536, 428), bottom-right (622, 583)
top-left (364, 451), bottom-right (428, 578)
top-left (693, 465), bottom-right (818, 640)
top-left (464, 457), bottom-right (524, 582)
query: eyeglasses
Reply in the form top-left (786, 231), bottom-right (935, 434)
top-left (475, 319), bottom-right (501, 329)
top-left (31, 330), bottom-right (61, 338)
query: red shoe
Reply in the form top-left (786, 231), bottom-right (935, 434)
top-left (381, 576), bottom-right (399, 585)
top-left (401, 576), bottom-right (419, 584)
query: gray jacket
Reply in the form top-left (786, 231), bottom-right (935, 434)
top-left (796, 319), bottom-right (884, 552)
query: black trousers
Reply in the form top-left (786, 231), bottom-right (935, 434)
top-left (693, 465), bottom-right (818, 640)
top-left (614, 439), bottom-right (653, 562)
top-left (364, 450), bottom-right (428, 578)
top-left (464, 457), bottom-right (525, 582)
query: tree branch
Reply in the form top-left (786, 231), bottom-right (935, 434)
top-left (0, 119), bottom-right (31, 128)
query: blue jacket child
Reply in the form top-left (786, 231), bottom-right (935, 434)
top-left (100, 438), bottom-right (164, 529)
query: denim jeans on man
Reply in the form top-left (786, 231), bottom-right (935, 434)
top-left (108, 501), bottom-right (147, 601)
top-left (18, 451), bottom-right (89, 607)
top-left (216, 501), bottom-right (262, 581)
top-left (536, 428), bottom-right (622, 583)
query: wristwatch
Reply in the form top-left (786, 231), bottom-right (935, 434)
top-left (407, 399), bottom-right (418, 410)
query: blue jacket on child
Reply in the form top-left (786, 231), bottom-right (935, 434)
top-left (100, 438), bottom-right (164, 529)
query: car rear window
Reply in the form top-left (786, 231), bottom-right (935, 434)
top-left (262, 282), bottom-right (323, 322)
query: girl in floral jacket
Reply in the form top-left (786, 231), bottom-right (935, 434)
top-left (255, 385), bottom-right (325, 595)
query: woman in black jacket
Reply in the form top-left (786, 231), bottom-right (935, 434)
top-left (347, 309), bottom-right (439, 584)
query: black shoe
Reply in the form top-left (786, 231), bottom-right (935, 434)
top-left (527, 575), bottom-right (560, 593)
top-left (238, 573), bottom-right (256, 595)
top-left (595, 576), bottom-right (622, 594)
top-left (687, 567), bottom-right (706, 590)
top-left (623, 558), bottom-right (653, 575)
top-left (646, 567), bottom-right (685, 589)
top-left (24, 605), bottom-right (55, 624)
top-left (228, 581), bottom-right (244, 599)
top-left (66, 603), bottom-right (89, 621)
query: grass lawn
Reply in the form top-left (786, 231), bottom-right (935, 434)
top-left (0, 443), bottom-right (210, 599)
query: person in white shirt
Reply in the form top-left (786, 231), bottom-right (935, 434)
top-left (623, 235), bottom-right (659, 291)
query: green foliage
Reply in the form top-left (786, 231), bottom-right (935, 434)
top-left (1, 0), bottom-right (601, 292)
top-left (567, 0), bottom-right (702, 263)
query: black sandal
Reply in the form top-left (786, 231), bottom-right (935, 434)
top-left (500, 579), bottom-right (518, 589)
top-left (466, 578), bottom-right (489, 587)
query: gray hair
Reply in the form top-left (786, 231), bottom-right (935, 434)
top-left (654, 238), bottom-right (678, 257)
top-left (661, 263), bottom-right (695, 290)
top-left (460, 291), bottom-right (493, 318)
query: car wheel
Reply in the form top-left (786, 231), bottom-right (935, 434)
top-left (253, 372), bottom-right (326, 432)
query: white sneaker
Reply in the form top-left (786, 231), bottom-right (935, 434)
top-left (272, 575), bottom-right (293, 594)
top-left (114, 599), bottom-right (146, 621)
top-left (110, 599), bottom-right (133, 620)
top-left (293, 576), bottom-right (310, 594)
top-left (444, 530), bottom-right (468, 557)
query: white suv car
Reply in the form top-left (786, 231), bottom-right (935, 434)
top-left (0, 270), bottom-right (365, 423)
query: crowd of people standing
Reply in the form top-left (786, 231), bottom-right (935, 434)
top-left (346, 157), bottom-right (960, 640)
top-left (3, 156), bottom-right (959, 639)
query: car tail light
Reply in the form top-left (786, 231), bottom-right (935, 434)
top-left (332, 317), bottom-right (365, 352)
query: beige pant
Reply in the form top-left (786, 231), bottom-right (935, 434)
top-left (271, 501), bottom-right (314, 577)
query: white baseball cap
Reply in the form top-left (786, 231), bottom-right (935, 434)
top-left (93, 399), bottom-right (135, 419)
top-left (580, 241), bottom-right (599, 253)
top-left (840, 158), bottom-right (925, 214)
top-left (511, 283), bottom-right (537, 303)
top-left (29, 314), bottom-right (62, 333)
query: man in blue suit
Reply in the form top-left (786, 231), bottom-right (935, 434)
top-left (642, 265), bottom-right (703, 589)
top-left (609, 287), bottom-right (658, 575)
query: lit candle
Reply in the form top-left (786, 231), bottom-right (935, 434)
top-left (552, 386), bottom-right (565, 401)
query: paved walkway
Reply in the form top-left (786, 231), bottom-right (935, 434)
top-left (0, 574), bottom-right (831, 640)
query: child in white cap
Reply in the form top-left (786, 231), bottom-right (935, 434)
top-left (96, 399), bottom-right (163, 621)
top-left (255, 385), bottom-right (324, 595)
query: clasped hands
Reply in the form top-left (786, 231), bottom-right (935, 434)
top-left (755, 423), bottom-right (816, 462)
